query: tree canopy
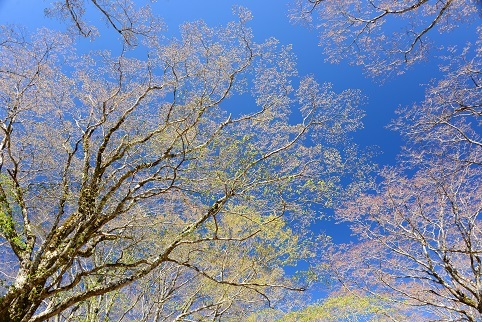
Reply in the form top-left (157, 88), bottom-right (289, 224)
top-left (0, 4), bottom-right (366, 321)
top-left (294, 0), bottom-right (482, 320)
top-left (1, 0), bottom-right (481, 321)
top-left (293, 0), bottom-right (480, 77)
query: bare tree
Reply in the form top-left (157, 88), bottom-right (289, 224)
top-left (0, 9), bottom-right (366, 321)
top-left (290, 2), bottom-right (482, 320)
top-left (333, 153), bottom-right (482, 321)
top-left (393, 27), bottom-right (482, 166)
top-left (292, 0), bottom-right (479, 77)
top-left (44, 0), bottom-right (162, 46)
top-left (292, 1), bottom-right (482, 154)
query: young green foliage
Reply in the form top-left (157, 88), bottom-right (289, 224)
top-left (0, 7), bottom-right (366, 321)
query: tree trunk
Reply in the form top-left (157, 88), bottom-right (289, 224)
top-left (0, 268), bottom-right (44, 322)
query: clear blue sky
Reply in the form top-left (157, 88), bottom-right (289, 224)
top-left (0, 0), bottom-right (450, 244)
top-left (0, 0), bottom-right (475, 298)
top-left (0, 0), bottom-right (437, 168)
top-left (1, 0), bottom-right (479, 309)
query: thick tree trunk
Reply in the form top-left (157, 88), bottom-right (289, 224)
top-left (0, 268), bottom-right (44, 322)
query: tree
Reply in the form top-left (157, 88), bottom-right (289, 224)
top-left (292, 1), bottom-right (482, 320)
top-left (278, 291), bottom-right (411, 321)
top-left (45, 0), bottom-right (162, 46)
top-left (393, 27), bottom-right (482, 166)
top-left (247, 288), bottom-right (420, 321)
top-left (292, 0), bottom-right (482, 166)
top-left (0, 9), bottom-right (366, 321)
top-left (292, 0), bottom-right (480, 76)
top-left (332, 154), bottom-right (482, 321)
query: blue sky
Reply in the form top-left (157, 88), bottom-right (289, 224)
top-left (2, 3), bottom-right (482, 319)
top-left (2, 2), bottom-right (481, 315)
top-left (0, 0), bottom-right (447, 246)
top-left (0, 0), bottom-right (477, 300)
top-left (0, 0), bottom-right (437, 168)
